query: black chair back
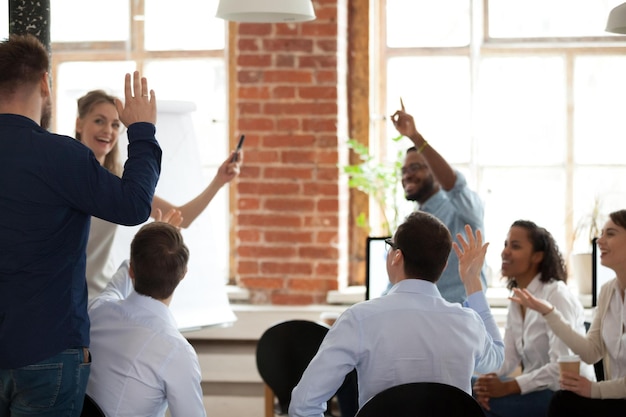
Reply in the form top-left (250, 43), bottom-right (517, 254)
top-left (255, 319), bottom-right (358, 416)
top-left (355, 382), bottom-right (485, 417)
top-left (256, 320), bottom-right (328, 414)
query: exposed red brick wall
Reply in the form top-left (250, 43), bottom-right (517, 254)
top-left (234, 0), bottom-right (348, 304)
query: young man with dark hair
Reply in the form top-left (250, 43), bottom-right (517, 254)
top-left (0, 34), bottom-right (161, 416)
top-left (86, 222), bottom-right (206, 417)
top-left (289, 212), bottom-right (504, 417)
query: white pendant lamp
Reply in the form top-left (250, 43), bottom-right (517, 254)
top-left (216, 0), bottom-right (316, 23)
top-left (606, 2), bottom-right (626, 34)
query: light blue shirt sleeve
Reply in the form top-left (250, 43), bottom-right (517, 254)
top-left (465, 291), bottom-right (505, 373)
top-left (88, 259), bottom-right (133, 311)
top-left (444, 170), bottom-right (484, 226)
top-left (289, 311), bottom-right (359, 417)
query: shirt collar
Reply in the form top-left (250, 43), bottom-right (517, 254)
top-left (526, 273), bottom-right (543, 293)
top-left (387, 278), bottom-right (443, 298)
top-left (0, 113), bottom-right (41, 128)
top-left (125, 291), bottom-right (178, 328)
top-left (419, 188), bottom-right (445, 212)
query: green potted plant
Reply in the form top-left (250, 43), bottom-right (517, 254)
top-left (342, 135), bottom-right (406, 236)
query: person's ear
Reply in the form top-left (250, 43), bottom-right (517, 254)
top-left (40, 72), bottom-right (51, 98)
top-left (75, 117), bottom-right (83, 135)
top-left (531, 251), bottom-right (544, 266)
top-left (128, 262), bottom-right (135, 282)
top-left (390, 249), bottom-right (403, 266)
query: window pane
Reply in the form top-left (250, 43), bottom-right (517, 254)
top-left (144, 0), bottom-right (224, 51)
top-left (50, 0), bottom-right (129, 42)
top-left (480, 167), bottom-right (567, 287)
top-left (574, 56), bottom-right (626, 164)
top-left (144, 58), bottom-right (228, 277)
top-left (144, 58), bottom-right (226, 165)
top-left (476, 56), bottom-right (565, 165)
top-left (489, 0), bottom-right (623, 38)
top-left (55, 61), bottom-right (136, 137)
top-left (386, 0), bottom-right (470, 47)
top-left (387, 56), bottom-right (471, 164)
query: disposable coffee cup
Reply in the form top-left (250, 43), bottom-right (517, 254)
top-left (557, 354), bottom-right (580, 376)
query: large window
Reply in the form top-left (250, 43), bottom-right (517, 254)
top-left (3, 0), bottom-right (229, 280)
top-left (375, 0), bottom-right (626, 288)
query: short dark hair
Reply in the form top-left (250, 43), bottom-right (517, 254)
top-left (131, 222), bottom-right (189, 300)
top-left (505, 220), bottom-right (567, 289)
top-left (0, 34), bottom-right (49, 99)
top-left (394, 211), bottom-right (451, 282)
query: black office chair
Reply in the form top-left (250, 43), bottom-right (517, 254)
top-left (355, 382), bottom-right (485, 417)
top-left (255, 319), bottom-right (358, 416)
top-left (80, 394), bottom-right (106, 417)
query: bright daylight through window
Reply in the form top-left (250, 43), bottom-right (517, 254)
top-left (376, 0), bottom-right (626, 296)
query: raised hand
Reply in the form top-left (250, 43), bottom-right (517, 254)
top-left (390, 109), bottom-right (420, 139)
top-left (215, 150), bottom-right (243, 187)
top-left (153, 208), bottom-right (183, 228)
top-left (509, 288), bottom-right (554, 316)
top-left (115, 71), bottom-right (157, 127)
top-left (452, 224), bottom-right (488, 295)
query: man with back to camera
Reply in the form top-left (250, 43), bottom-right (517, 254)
top-left (86, 221), bottom-right (206, 417)
top-left (289, 212), bottom-right (504, 417)
top-left (0, 33), bottom-right (161, 416)
top-left (391, 104), bottom-right (486, 304)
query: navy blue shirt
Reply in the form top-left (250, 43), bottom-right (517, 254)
top-left (0, 114), bottom-right (161, 369)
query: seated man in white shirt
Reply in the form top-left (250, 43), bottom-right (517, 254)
top-left (86, 221), bottom-right (205, 417)
top-left (289, 212), bottom-right (505, 417)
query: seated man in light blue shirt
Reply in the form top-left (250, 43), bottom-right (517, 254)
top-left (86, 222), bottom-right (206, 417)
top-left (289, 212), bottom-right (504, 417)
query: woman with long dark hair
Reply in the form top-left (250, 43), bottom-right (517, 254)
top-left (511, 210), bottom-right (626, 417)
top-left (473, 220), bottom-right (594, 417)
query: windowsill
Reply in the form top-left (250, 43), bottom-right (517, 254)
top-left (325, 285), bottom-right (513, 308)
top-left (226, 285), bottom-right (530, 308)
top-left (226, 284), bottom-right (595, 321)
top-left (226, 284), bottom-right (250, 303)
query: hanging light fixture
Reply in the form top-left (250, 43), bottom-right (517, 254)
top-left (606, 2), bottom-right (626, 34)
top-left (215, 0), bottom-right (316, 23)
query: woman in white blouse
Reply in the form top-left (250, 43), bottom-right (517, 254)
top-left (473, 220), bottom-right (594, 417)
top-left (511, 210), bottom-right (626, 417)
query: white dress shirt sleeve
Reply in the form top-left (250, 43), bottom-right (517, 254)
top-left (88, 260), bottom-right (133, 311)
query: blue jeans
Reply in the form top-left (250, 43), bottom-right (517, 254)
top-left (482, 389), bottom-right (555, 417)
top-left (0, 348), bottom-right (90, 417)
